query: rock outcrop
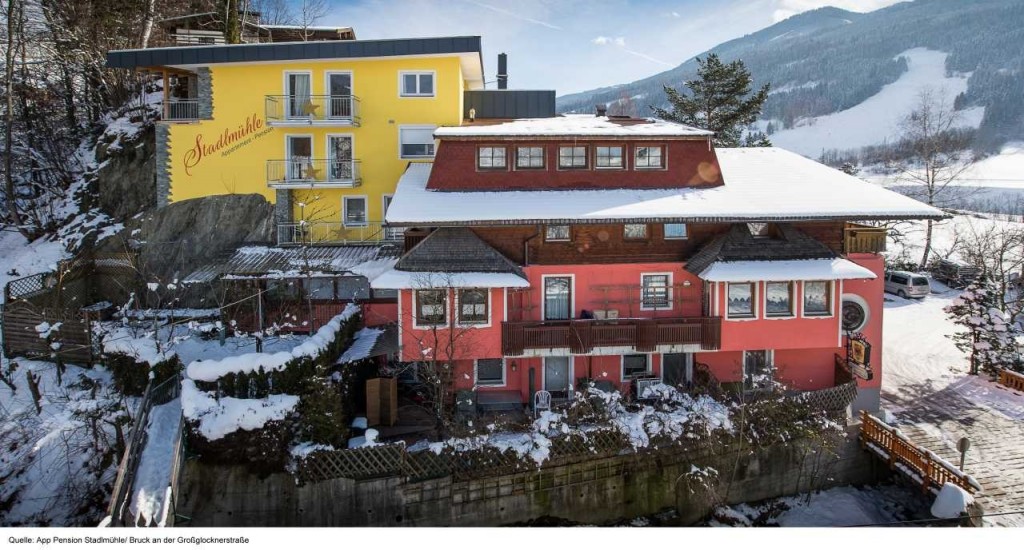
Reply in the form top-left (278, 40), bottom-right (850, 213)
top-left (95, 123), bottom-right (157, 219)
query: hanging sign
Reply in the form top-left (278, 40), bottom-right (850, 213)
top-left (847, 336), bottom-right (873, 380)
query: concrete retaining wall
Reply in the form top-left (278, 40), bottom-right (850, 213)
top-left (176, 426), bottom-right (882, 526)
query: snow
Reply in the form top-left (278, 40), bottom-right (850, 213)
top-left (185, 304), bottom-right (358, 382)
top-left (337, 327), bottom-right (382, 364)
top-left (385, 149), bottom-right (943, 226)
top-left (769, 48), bottom-right (985, 157)
top-left (956, 143), bottom-right (1024, 189)
top-left (0, 230), bottom-right (69, 304)
top-left (436, 114), bottom-right (713, 137)
top-left (699, 258), bottom-right (876, 282)
top-left (931, 482), bottom-right (974, 519)
top-left (371, 269), bottom-right (531, 289)
top-left (710, 484), bottom-right (932, 527)
top-left (129, 398), bottom-right (182, 527)
top-left (181, 379), bottom-right (299, 440)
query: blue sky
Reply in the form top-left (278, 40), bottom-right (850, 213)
top-left (316, 0), bottom-right (904, 94)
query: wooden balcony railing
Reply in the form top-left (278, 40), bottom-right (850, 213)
top-left (501, 317), bottom-right (721, 356)
top-left (267, 158), bottom-right (362, 188)
top-left (998, 369), bottom-right (1024, 392)
top-left (265, 95), bottom-right (361, 125)
top-left (860, 411), bottom-right (982, 494)
top-left (845, 223), bottom-right (887, 254)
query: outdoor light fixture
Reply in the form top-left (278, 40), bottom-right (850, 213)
top-left (469, 107), bottom-right (476, 122)
top-left (510, 360), bottom-right (517, 372)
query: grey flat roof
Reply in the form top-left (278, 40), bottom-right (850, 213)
top-left (464, 90), bottom-right (556, 119)
top-left (106, 35), bottom-right (482, 69)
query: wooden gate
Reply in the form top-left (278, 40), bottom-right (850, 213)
top-left (1, 303), bottom-right (94, 364)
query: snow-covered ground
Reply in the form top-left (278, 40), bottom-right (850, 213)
top-left (129, 398), bottom-right (181, 527)
top-left (767, 48), bottom-right (984, 158)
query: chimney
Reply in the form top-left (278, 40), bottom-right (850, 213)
top-left (497, 53), bottom-right (508, 90)
top-left (596, 104), bottom-right (607, 117)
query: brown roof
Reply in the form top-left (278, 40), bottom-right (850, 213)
top-left (685, 223), bottom-right (836, 276)
top-left (394, 228), bottom-right (524, 276)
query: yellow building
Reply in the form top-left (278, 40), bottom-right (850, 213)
top-left (107, 36), bottom-right (487, 244)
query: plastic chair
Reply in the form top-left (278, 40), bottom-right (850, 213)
top-left (533, 390), bottom-right (552, 418)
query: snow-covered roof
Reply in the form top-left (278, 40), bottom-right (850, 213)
top-left (698, 258), bottom-right (877, 282)
top-left (385, 148), bottom-right (945, 225)
top-left (435, 114), bottom-right (712, 138)
top-left (371, 269), bottom-right (530, 289)
top-left (182, 245), bottom-right (399, 283)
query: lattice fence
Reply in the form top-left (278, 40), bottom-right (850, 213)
top-left (798, 380), bottom-right (858, 412)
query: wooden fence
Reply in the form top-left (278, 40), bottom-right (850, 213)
top-left (0, 303), bottom-right (94, 364)
top-left (998, 369), bottom-right (1024, 392)
top-left (859, 411), bottom-right (982, 494)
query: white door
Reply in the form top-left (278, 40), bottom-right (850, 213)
top-left (286, 73), bottom-right (311, 119)
top-left (327, 72), bottom-right (352, 118)
top-left (286, 136), bottom-right (312, 181)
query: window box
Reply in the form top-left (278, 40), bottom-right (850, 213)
top-left (399, 71), bottom-right (435, 97)
top-left (727, 282), bottom-right (756, 319)
top-left (558, 145), bottom-right (588, 169)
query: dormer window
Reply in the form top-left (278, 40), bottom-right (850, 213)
top-left (559, 146), bottom-right (588, 169)
top-left (635, 145), bottom-right (664, 169)
top-left (595, 146), bottom-right (624, 169)
top-left (477, 146), bottom-right (507, 169)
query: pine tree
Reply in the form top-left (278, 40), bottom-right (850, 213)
top-left (652, 54), bottom-right (771, 147)
top-left (840, 162), bottom-right (859, 176)
top-left (944, 275), bottom-right (1019, 376)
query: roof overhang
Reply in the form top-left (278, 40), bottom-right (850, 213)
top-left (698, 258), bottom-right (877, 282)
top-left (371, 269), bottom-right (530, 289)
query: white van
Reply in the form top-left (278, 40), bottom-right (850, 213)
top-left (884, 271), bottom-right (931, 299)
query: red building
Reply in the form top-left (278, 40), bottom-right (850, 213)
top-left (374, 115), bottom-right (942, 413)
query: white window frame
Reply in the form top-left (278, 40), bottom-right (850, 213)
top-left (763, 281), bottom-right (795, 319)
top-left (621, 353), bottom-right (652, 380)
top-left (801, 280), bottom-right (834, 318)
top-left (398, 125), bottom-right (437, 159)
top-left (726, 281), bottom-right (758, 320)
top-left (412, 288), bottom-right (449, 329)
top-left (474, 358), bottom-right (506, 387)
top-left (285, 134), bottom-right (314, 181)
top-left (283, 70), bottom-right (314, 119)
top-left (545, 224), bottom-right (571, 242)
top-left (342, 195), bottom-right (368, 227)
top-left (456, 288), bottom-right (491, 328)
top-left (541, 274), bottom-right (575, 322)
top-left (640, 272), bottom-right (673, 311)
top-left (634, 145), bottom-right (666, 170)
top-left (324, 71), bottom-right (354, 118)
top-left (398, 70), bottom-right (436, 97)
top-left (663, 223), bottom-right (688, 240)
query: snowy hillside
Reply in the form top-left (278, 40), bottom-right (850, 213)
top-left (766, 49), bottom-right (984, 158)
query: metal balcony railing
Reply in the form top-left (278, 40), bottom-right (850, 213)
top-left (265, 95), bottom-right (361, 125)
top-left (267, 158), bottom-right (362, 188)
top-left (501, 317), bottom-right (721, 356)
top-left (276, 221), bottom-right (403, 246)
top-left (162, 99), bottom-right (199, 121)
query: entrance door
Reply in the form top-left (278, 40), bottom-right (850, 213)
top-left (663, 353), bottom-right (693, 387)
top-left (544, 356), bottom-right (571, 398)
top-left (544, 276), bottom-right (572, 321)
top-left (286, 136), bottom-right (312, 181)
top-left (327, 72), bottom-right (353, 118)
top-left (327, 135), bottom-right (353, 182)
top-left (286, 73), bottom-right (312, 119)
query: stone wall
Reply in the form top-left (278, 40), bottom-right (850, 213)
top-left (96, 124), bottom-right (157, 218)
top-left (176, 426), bottom-right (882, 527)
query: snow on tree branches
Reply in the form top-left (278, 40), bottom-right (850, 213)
top-left (944, 274), bottom-right (1020, 376)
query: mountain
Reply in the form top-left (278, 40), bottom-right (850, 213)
top-left (557, 0), bottom-right (1024, 155)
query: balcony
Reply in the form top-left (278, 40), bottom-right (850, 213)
top-left (276, 221), bottom-right (403, 246)
top-left (501, 317), bottom-right (721, 357)
top-left (265, 95), bottom-right (361, 126)
top-left (162, 98), bottom-right (200, 122)
top-left (267, 159), bottom-right (362, 188)
top-left (845, 223), bottom-right (887, 254)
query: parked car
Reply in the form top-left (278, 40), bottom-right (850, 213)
top-left (884, 271), bottom-right (931, 298)
top-left (930, 259), bottom-right (980, 289)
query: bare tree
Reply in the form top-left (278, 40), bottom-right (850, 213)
top-left (139, 0), bottom-right (157, 48)
top-left (951, 218), bottom-right (1024, 314)
top-left (297, 0), bottom-right (327, 41)
top-left (890, 87), bottom-right (976, 268)
top-left (3, 0), bottom-right (27, 237)
top-left (249, 0), bottom-right (294, 26)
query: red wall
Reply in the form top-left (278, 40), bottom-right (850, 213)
top-left (363, 303), bottom-right (397, 327)
top-left (426, 139), bottom-right (724, 191)
top-left (713, 280), bottom-right (843, 352)
top-left (397, 287), bottom-right (505, 362)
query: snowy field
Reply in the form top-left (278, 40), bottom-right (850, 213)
top-left (767, 48), bottom-right (984, 158)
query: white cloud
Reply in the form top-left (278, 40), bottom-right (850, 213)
top-left (592, 35), bottom-right (625, 46)
top-left (772, 0), bottom-right (906, 22)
